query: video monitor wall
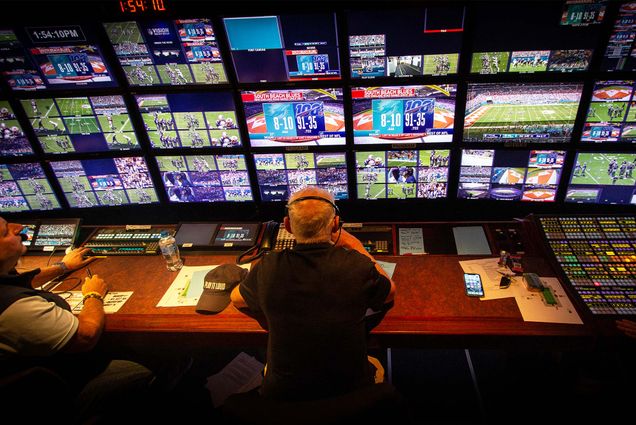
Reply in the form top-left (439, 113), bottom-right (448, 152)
top-left (463, 83), bottom-right (583, 143)
top-left (347, 5), bottom-right (465, 78)
top-left (253, 152), bottom-right (348, 201)
top-left (0, 25), bottom-right (117, 90)
top-left (156, 154), bottom-right (253, 202)
top-left (241, 89), bottom-right (345, 147)
top-left (458, 149), bottom-right (565, 202)
top-left (21, 95), bottom-right (140, 154)
top-left (135, 92), bottom-right (241, 148)
top-left (50, 156), bottom-right (158, 208)
top-left (352, 85), bottom-right (456, 145)
top-left (355, 149), bottom-right (449, 200)
top-left (103, 18), bottom-right (229, 86)
top-left (0, 100), bottom-right (33, 156)
top-left (223, 13), bottom-right (341, 83)
top-left (601, 2), bottom-right (636, 72)
top-left (0, 162), bottom-right (61, 212)
top-left (581, 80), bottom-right (636, 142)
top-left (566, 152), bottom-right (636, 204)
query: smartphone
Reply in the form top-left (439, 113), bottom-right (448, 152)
top-left (464, 273), bottom-right (485, 297)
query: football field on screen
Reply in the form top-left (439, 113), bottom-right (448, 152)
top-left (571, 153), bottom-right (636, 186)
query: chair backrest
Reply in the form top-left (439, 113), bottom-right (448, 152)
top-left (220, 382), bottom-right (407, 425)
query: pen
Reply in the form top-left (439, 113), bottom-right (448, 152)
top-left (88, 256), bottom-right (108, 259)
top-left (86, 267), bottom-right (93, 278)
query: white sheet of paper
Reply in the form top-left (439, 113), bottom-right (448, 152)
top-left (453, 226), bottom-right (491, 255)
top-left (58, 291), bottom-right (133, 314)
top-left (376, 260), bottom-right (396, 279)
top-left (206, 352), bottom-right (264, 407)
top-left (156, 264), bottom-right (251, 307)
top-left (512, 277), bottom-right (583, 324)
top-left (398, 227), bottom-right (426, 255)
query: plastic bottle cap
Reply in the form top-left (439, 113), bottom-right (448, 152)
top-left (160, 231), bottom-right (169, 238)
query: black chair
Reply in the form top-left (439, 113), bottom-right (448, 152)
top-left (0, 366), bottom-right (72, 421)
top-left (220, 382), bottom-right (407, 425)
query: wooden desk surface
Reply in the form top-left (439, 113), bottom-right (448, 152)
top-left (19, 251), bottom-right (594, 350)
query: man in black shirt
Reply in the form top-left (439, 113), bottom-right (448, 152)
top-left (231, 187), bottom-right (396, 401)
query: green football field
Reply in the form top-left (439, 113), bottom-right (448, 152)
top-left (22, 99), bottom-right (58, 119)
top-left (470, 52), bottom-right (510, 74)
top-left (55, 98), bottom-right (93, 116)
top-left (387, 157), bottom-right (417, 167)
top-left (571, 153), bottom-right (636, 186)
top-left (422, 54), bottom-right (459, 75)
top-left (38, 136), bottom-right (74, 153)
top-left (586, 102), bottom-right (628, 123)
top-left (464, 103), bottom-right (577, 140)
top-left (103, 22), bottom-right (144, 44)
top-left (124, 65), bottom-right (160, 86)
top-left (357, 183), bottom-right (386, 199)
top-left (217, 156), bottom-right (247, 171)
top-left (286, 153), bottom-right (315, 169)
top-left (137, 96), bottom-right (169, 110)
top-left (316, 155), bottom-right (346, 168)
top-left (64, 117), bottom-right (100, 134)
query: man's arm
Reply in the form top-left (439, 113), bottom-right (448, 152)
top-left (31, 247), bottom-right (96, 288)
top-left (62, 275), bottom-right (108, 353)
top-left (333, 229), bottom-right (396, 302)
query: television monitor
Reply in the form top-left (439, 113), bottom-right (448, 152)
top-left (347, 6), bottom-right (464, 78)
top-left (0, 100), bottom-right (33, 156)
top-left (50, 156), bottom-right (158, 208)
top-left (581, 80), bottom-right (636, 143)
top-left (253, 151), bottom-right (348, 201)
top-left (463, 83), bottom-right (583, 143)
top-left (135, 92), bottom-right (242, 149)
top-left (352, 85), bottom-right (456, 145)
top-left (566, 152), bottom-right (636, 204)
top-left (470, 49), bottom-right (592, 74)
top-left (20, 95), bottom-right (140, 153)
top-left (458, 149), bottom-right (565, 201)
top-left (354, 149), bottom-right (449, 200)
top-left (0, 29), bottom-right (46, 90)
top-left (241, 89), bottom-right (345, 147)
top-left (223, 13), bottom-right (340, 83)
top-left (0, 25), bottom-right (117, 90)
top-left (561, 1), bottom-right (606, 26)
top-left (103, 18), bottom-right (229, 86)
top-left (32, 219), bottom-right (80, 249)
top-left (155, 154), bottom-right (253, 202)
top-left (601, 3), bottom-right (636, 72)
top-left (0, 162), bottom-right (61, 212)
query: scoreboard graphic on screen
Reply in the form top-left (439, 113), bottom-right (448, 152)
top-left (352, 85), bottom-right (456, 144)
top-left (241, 89), bottom-right (346, 147)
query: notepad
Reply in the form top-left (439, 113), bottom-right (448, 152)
top-left (453, 226), bottom-right (491, 255)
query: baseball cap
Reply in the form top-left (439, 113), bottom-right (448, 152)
top-left (195, 263), bottom-right (247, 314)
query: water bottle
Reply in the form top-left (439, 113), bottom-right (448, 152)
top-left (159, 231), bottom-right (183, 271)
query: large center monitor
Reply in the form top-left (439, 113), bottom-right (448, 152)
top-left (352, 85), bottom-right (456, 144)
top-left (135, 92), bottom-right (242, 149)
top-left (464, 83), bottom-right (583, 143)
top-left (155, 154), bottom-right (253, 202)
top-left (253, 151), bottom-right (348, 201)
top-left (50, 157), bottom-right (158, 208)
top-left (223, 13), bottom-right (340, 83)
top-left (566, 151), bottom-right (636, 204)
top-left (0, 100), bottom-right (33, 156)
top-left (355, 149), bottom-right (450, 199)
top-left (103, 18), bottom-right (229, 86)
top-left (21, 96), bottom-right (140, 154)
top-left (458, 149), bottom-right (565, 201)
top-left (0, 162), bottom-right (61, 212)
top-left (241, 89), bottom-right (345, 147)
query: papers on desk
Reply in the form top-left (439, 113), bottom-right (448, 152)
top-left (459, 258), bottom-right (582, 324)
top-left (58, 291), bottom-right (132, 314)
top-left (157, 264), bottom-right (251, 307)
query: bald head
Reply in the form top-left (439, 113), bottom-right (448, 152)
top-left (286, 187), bottom-right (338, 243)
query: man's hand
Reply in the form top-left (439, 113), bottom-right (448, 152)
top-left (62, 247), bottom-right (97, 272)
top-left (82, 274), bottom-right (108, 298)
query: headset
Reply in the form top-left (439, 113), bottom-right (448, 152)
top-left (285, 196), bottom-right (340, 217)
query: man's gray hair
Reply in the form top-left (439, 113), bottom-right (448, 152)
top-left (287, 187), bottom-right (335, 242)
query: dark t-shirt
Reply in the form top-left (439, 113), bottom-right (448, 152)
top-left (239, 242), bottom-right (391, 401)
